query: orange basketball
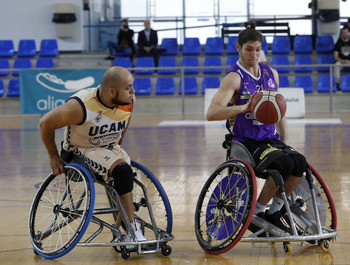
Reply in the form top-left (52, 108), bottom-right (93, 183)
top-left (250, 89), bottom-right (287, 124)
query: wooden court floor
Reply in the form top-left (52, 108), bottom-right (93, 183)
top-left (0, 113), bottom-right (350, 265)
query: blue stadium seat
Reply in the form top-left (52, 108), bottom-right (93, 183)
top-left (0, 80), bottom-right (4, 97)
top-left (155, 77), bottom-right (175, 95)
top-left (12, 59), bottom-right (32, 76)
top-left (294, 75), bottom-right (314, 93)
top-left (341, 75), bottom-right (350, 92)
top-left (262, 36), bottom-right (268, 54)
top-left (0, 40), bottom-right (15, 58)
top-left (294, 55), bottom-right (313, 73)
top-left (293, 35), bottom-right (313, 54)
top-left (202, 77), bottom-right (220, 94)
top-left (113, 57), bottom-right (132, 69)
top-left (316, 54), bottom-right (334, 73)
top-left (279, 76), bottom-right (290, 87)
top-left (160, 38), bottom-right (179, 55)
top-left (17, 39), bottom-right (37, 58)
top-left (178, 77), bottom-right (198, 95)
top-left (7, 79), bottom-right (20, 97)
top-left (271, 55), bottom-right (290, 73)
top-left (0, 59), bottom-right (10, 76)
top-left (157, 57), bottom-right (177, 75)
top-left (38, 39), bottom-right (59, 57)
top-left (203, 56), bottom-right (222, 75)
top-left (317, 75), bottom-right (337, 93)
top-left (204, 37), bottom-right (224, 55)
top-left (271, 36), bottom-right (291, 54)
top-left (182, 37), bottom-right (201, 55)
top-left (133, 77), bottom-right (152, 95)
top-left (115, 51), bottom-right (130, 57)
top-left (316, 35), bottom-right (334, 54)
top-left (227, 37), bottom-right (238, 55)
top-left (226, 56), bottom-right (239, 73)
top-left (35, 58), bottom-right (54, 69)
top-left (134, 57), bottom-right (154, 75)
top-left (181, 57), bottom-right (200, 75)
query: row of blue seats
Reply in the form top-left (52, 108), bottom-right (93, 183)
top-left (2, 75), bottom-right (349, 98)
top-left (0, 79), bottom-right (19, 97)
top-left (113, 55), bottom-right (337, 75)
top-left (0, 39), bottom-right (58, 58)
top-left (159, 35), bottom-right (334, 56)
top-left (280, 75), bottom-right (350, 93)
top-left (139, 75), bottom-right (350, 95)
top-left (0, 58), bottom-right (54, 77)
top-left (131, 75), bottom-right (350, 95)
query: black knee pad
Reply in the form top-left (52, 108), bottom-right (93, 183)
top-left (290, 153), bottom-right (308, 177)
top-left (269, 154), bottom-right (295, 179)
top-left (111, 162), bottom-right (134, 195)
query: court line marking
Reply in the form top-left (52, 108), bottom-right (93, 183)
top-left (157, 118), bottom-right (343, 127)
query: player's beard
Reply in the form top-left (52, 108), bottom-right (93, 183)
top-left (111, 90), bottom-right (131, 106)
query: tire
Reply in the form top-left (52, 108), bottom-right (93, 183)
top-left (130, 161), bottom-right (173, 238)
top-left (194, 159), bottom-right (257, 254)
top-left (289, 163), bottom-right (337, 240)
top-left (28, 163), bottom-right (95, 259)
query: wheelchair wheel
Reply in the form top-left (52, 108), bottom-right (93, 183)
top-left (29, 163), bottom-right (95, 259)
top-left (195, 159), bottom-right (257, 254)
top-left (131, 161), bottom-right (173, 238)
top-left (289, 164), bottom-right (337, 240)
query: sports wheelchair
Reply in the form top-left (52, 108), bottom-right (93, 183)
top-left (194, 134), bottom-right (337, 255)
top-left (28, 153), bottom-right (173, 260)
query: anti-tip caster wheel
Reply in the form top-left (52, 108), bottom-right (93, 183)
top-left (121, 247), bottom-right (130, 260)
top-left (283, 242), bottom-right (292, 255)
top-left (161, 244), bottom-right (172, 256)
top-left (320, 240), bottom-right (330, 252)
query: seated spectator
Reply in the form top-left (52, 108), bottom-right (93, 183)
top-left (137, 19), bottom-right (159, 66)
top-left (333, 26), bottom-right (350, 90)
top-left (105, 19), bottom-right (135, 60)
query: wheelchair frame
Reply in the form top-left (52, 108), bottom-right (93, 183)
top-left (28, 157), bottom-right (174, 260)
top-left (194, 134), bottom-right (337, 255)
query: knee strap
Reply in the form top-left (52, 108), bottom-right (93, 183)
top-left (112, 162), bottom-right (134, 195)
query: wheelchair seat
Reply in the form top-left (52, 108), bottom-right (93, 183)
top-left (223, 134), bottom-right (256, 168)
top-left (229, 141), bottom-right (256, 168)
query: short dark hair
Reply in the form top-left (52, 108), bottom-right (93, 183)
top-left (121, 19), bottom-right (128, 24)
top-left (237, 20), bottom-right (263, 46)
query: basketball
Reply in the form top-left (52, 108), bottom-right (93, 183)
top-left (250, 89), bottom-right (287, 124)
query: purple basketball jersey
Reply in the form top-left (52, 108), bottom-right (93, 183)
top-left (226, 62), bottom-right (280, 142)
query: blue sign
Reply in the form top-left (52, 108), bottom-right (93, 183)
top-left (20, 69), bottom-right (106, 114)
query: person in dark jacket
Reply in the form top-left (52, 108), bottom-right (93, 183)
top-left (137, 19), bottom-right (159, 66)
top-left (106, 19), bottom-right (135, 61)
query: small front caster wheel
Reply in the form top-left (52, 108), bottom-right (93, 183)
top-left (320, 240), bottom-right (330, 252)
top-left (121, 247), bottom-right (130, 260)
top-left (161, 244), bottom-right (172, 256)
top-left (283, 242), bottom-right (292, 255)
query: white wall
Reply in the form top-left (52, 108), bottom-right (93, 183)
top-left (0, 0), bottom-right (83, 51)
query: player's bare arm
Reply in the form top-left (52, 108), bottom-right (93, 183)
top-left (39, 99), bottom-right (84, 175)
top-left (206, 72), bottom-right (251, 121)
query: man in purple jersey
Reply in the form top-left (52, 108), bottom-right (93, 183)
top-left (206, 21), bottom-right (307, 234)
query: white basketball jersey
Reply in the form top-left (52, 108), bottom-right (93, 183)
top-left (63, 86), bottom-right (133, 150)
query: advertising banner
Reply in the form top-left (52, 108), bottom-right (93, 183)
top-left (20, 69), bottom-right (106, 114)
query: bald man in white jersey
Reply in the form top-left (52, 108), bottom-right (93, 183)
top-left (39, 66), bottom-right (147, 245)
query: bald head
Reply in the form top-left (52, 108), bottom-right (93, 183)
top-left (101, 66), bottom-right (132, 91)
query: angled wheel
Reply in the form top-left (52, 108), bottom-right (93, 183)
top-left (131, 161), bottom-right (173, 239)
top-left (288, 163), bottom-right (337, 241)
top-left (28, 163), bottom-right (95, 259)
top-left (195, 159), bottom-right (257, 254)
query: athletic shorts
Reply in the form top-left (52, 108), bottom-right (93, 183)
top-left (242, 139), bottom-right (300, 178)
top-left (71, 145), bottom-right (130, 181)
